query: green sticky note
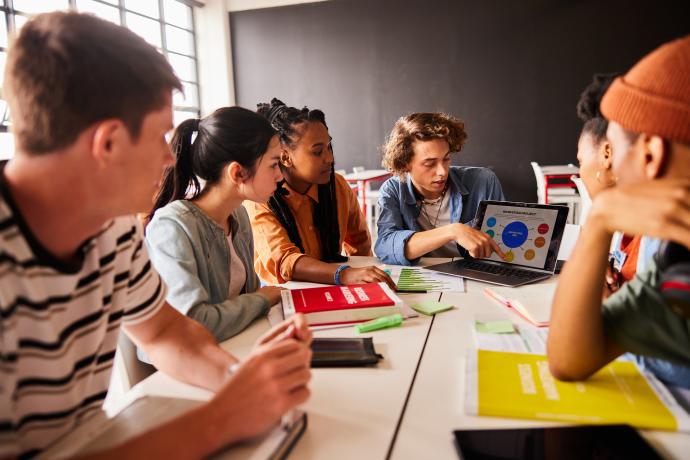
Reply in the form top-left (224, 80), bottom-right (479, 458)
top-left (411, 301), bottom-right (454, 316)
top-left (475, 321), bottom-right (515, 334)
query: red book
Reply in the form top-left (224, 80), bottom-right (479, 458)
top-left (281, 282), bottom-right (403, 326)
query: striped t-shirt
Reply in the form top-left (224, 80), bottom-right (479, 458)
top-left (0, 171), bottom-right (166, 458)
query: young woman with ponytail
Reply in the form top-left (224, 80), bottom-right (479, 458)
top-left (246, 98), bottom-right (395, 288)
top-left (145, 106), bottom-right (285, 341)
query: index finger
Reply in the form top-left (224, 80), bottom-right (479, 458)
top-left (379, 272), bottom-right (398, 291)
top-left (488, 239), bottom-right (506, 259)
top-left (290, 313), bottom-right (313, 345)
top-left (258, 317), bottom-right (295, 345)
top-left (370, 266), bottom-right (390, 277)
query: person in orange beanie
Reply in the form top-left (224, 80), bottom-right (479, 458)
top-left (548, 35), bottom-right (690, 381)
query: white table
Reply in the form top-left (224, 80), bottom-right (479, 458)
top-left (122, 257), bottom-right (443, 460)
top-left (390, 277), bottom-right (690, 460)
top-left (343, 169), bottom-right (392, 216)
top-left (120, 258), bottom-right (690, 459)
top-left (343, 169), bottom-right (392, 182)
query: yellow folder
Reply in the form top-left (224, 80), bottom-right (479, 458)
top-left (465, 350), bottom-right (688, 431)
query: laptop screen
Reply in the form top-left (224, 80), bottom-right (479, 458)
top-left (474, 201), bottom-right (569, 271)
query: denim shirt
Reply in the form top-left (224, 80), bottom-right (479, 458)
top-left (374, 166), bottom-right (505, 265)
top-left (145, 200), bottom-right (268, 342)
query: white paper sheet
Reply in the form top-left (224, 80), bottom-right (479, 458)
top-left (488, 282), bottom-right (557, 326)
top-left (474, 324), bottom-right (548, 354)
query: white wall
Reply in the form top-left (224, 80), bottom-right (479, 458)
top-left (194, 0), bottom-right (236, 113)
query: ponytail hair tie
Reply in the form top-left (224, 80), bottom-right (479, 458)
top-left (264, 98), bottom-right (288, 129)
top-left (189, 118), bottom-right (200, 133)
top-left (179, 117), bottom-right (200, 136)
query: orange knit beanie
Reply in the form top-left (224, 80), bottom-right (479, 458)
top-left (601, 35), bottom-right (690, 145)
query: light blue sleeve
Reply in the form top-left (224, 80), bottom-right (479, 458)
top-left (145, 216), bottom-right (268, 342)
top-left (637, 236), bottom-right (661, 273)
top-left (374, 181), bottom-right (418, 266)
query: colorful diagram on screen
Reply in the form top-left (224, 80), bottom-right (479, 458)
top-left (480, 204), bottom-right (559, 269)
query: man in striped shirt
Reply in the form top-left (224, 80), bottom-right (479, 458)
top-left (0, 12), bottom-right (312, 459)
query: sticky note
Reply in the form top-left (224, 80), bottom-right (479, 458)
top-left (411, 301), bottom-right (454, 316)
top-left (475, 321), bottom-right (515, 334)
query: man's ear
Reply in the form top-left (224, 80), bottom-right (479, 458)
top-left (643, 134), bottom-right (668, 179)
top-left (91, 119), bottom-right (126, 167)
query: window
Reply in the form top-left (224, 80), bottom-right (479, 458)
top-left (0, 0), bottom-right (200, 159)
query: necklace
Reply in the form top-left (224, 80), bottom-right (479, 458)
top-left (420, 186), bottom-right (448, 228)
top-left (421, 194), bottom-right (444, 206)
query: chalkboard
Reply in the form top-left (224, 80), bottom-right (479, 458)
top-left (230, 0), bottom-right (690, 201)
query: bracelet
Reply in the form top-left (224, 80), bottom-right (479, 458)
top-left (334, 264), bottom-right (351, 285)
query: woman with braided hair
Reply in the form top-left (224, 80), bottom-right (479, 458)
top-left (247, 98), bottom-right (395, 288)
top-left (144, 106), bottom-right (285, 342)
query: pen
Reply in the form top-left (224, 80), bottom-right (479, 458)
top-left (396, 289), bottom-right (428, 294)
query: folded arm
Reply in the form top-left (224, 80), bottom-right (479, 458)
top-left (548, 180), bottom-right (690, 380)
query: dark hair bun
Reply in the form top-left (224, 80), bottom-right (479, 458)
top-left (257, 98), bottom-right (288, 127)
top-left (577, 73), bottom-right (619, 122)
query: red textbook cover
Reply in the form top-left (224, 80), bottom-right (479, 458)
top-left (281, 282), bottom-right (402, 326)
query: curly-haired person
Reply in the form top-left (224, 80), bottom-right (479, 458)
top-left (375, 112), bottom-right (506, 265)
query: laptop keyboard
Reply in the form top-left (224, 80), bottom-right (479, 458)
top-left (455, 260), bottom-right (546, 280)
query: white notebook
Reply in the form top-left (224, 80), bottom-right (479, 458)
top-left (486, 279), bottom-right (557, 327)
top-left (35, 396), bottom-right (307, 460)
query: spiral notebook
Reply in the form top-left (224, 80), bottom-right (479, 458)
top-left (35, 396), bottom-right (307, 460)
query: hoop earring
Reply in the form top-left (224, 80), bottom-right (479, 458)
top-left (596, 169), bottom-right (617, 187)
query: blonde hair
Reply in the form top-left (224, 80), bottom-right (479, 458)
top-left (381, 112), bottom-right (468, 176)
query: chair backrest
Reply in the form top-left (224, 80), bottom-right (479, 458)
top-left (115, 331), bottom-right (156, 393)
top-left (571, 175), bottom-right (592, 224)
top-left (530, 162), bottom-right (546, 203)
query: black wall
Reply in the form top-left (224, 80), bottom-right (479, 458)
top-left (230, 0), bottom-right (690, 202)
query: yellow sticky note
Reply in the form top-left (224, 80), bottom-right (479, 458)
top-left (411, 301), bottom-right (454, 316)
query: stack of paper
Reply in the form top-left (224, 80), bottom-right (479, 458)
top-left (389, 267), bottom-right (465, 293)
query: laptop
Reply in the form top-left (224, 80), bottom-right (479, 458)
top-left (425, 201), bottom-right (569, 287)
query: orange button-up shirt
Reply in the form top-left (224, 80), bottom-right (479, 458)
top-left (619, 234), bottom-right (642, 282)
top-left (246, 173), bottom-right (372, 283)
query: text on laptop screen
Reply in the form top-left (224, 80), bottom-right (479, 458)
top-left (479, 203), bottom-right (559, 269)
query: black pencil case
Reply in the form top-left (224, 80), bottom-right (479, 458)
top-left (310, 337), bottom-right (383, 367)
